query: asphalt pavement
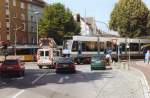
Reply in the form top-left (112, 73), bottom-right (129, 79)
top-left (0, 62), bottom-right (148, 98)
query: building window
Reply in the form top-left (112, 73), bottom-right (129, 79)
top-left (21, 2), bottom-right (25, 9)
top-left (5, 3), bottom-right (9, 7)
top-left (21, 13), bottom-right (25, 20)
top-left (5, 19), bottom-right (9, 22)
top-left (5, 15), bottom-right (9, 18)
top-left (5, 0), bottom-right (9, 8)
top-left (13, 12), bottom-right (17, 18)
top-left (6, 22), bottom-right (10, 28)
top-left (13, 0), bottom-right (16, 6)
top-left (0, 21), bottom-right (1, 28)
top-left (5, 0), bottom-right (9, 3)
top-left (31, 26), bottom-right (34, 32)
top-left (22, 23), bottom-right (26, 31)
top-left (6, 27), bottom-right (9, 31)
top-left (5, 8), bottom-right (9, 15)
top-left (7, 32), bottom-right (10, 40)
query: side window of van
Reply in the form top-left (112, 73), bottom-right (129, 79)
top-left (40, 51), bottom-right (44, 56)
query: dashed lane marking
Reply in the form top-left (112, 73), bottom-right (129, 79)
top-left (12, 90), bottom-right (25, 98)
top-left (31, 72), bottom-right (47, 84)
top-left (58, 77), bottom-right (64, 83)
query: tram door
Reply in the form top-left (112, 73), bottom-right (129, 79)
top-left (104, 41), bottom-right (112, 54)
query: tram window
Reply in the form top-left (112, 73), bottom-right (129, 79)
top-left (121, 43), bottom-right (126, 51)
top-left (15, 48), bottom-right (37, 55)
top-left (82, 42), bottom-right (86, 51)
top-left (113, 44), bottom-right (117, 51)
top-left (16, 49), bottom-right (31, 55)
top-left (84, 41), bottom-right (97, 51)
top-left (107, 41), bottom-right (112, 47)
top-left (100, 42), bottom-right (104, 51)
top-left (72, 41), bottom-right (78, 51)
top-left (130, 43), bottom-right (139, 51)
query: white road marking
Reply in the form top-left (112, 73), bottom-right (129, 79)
top-left (12, 90), bottom-right (25, 98)
top-left (65, 76), bottom-right (69, 79)
top-left (32, 72), bottom-right (47, 84)
top-left (58, 77), bottom-right (64, 83)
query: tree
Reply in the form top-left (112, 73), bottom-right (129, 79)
top-left (147, 12), bottom-right (150, 33)
top-left (39, 3), bottom-right (81, 45)
top-left (109, 0), bottom-right (149, 38)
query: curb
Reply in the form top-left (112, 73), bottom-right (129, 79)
top-left (114, 62), bottom-right (150, 98)
top-left (130, 67), bottom-right (150, 98)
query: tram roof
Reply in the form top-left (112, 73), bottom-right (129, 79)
top-left (72, 36), bottom-right (150, 43)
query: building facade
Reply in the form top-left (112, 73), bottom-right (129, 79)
top-left (27, 0), bottom-right (45, 44)
top-left (0, 0), bottom-right (45, 45)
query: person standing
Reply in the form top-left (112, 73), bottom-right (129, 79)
top-left (105, 53), bottom-right (112, 66)
top-left (145, 50), bottom-right (150, 64)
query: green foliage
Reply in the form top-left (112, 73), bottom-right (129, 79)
top-left (39, 3), bottom-right (81, 45)
top-left (147, 12), bottom-right (150, 33)
top-left (109, 0), bottom-right (149, 38)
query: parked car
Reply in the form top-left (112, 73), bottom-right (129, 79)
top-left (0, 59), bottom-right (25, 77)
top-left (91, 56), bottom-right (106, 70)
top-left (55, 57), bottom-right (76, 73)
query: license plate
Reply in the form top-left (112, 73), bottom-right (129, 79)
top-left (7, 67), bottom-right (13, 69)
top-left (63, 65), bottom-right (68, 67)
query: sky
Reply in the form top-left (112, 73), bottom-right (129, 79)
top-left (43, 0), bottom-right (150, 35)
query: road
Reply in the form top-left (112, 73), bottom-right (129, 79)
top-left (0, 62), bottom-right (146, 98)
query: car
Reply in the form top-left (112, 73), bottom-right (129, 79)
top-left (91, 56), bottom-right (106, 70)
top-left (0, 59), bottom-right (25, 77)
top-left (55, 57), bottom-right (76, 73)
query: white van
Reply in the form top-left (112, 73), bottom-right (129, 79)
top-left (37, 48), bottom-right (60, 69)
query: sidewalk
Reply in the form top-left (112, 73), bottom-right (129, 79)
top-left (131, 60), bottom-right (150, 87)
top-left (112, 61), bottom-right (150, 98)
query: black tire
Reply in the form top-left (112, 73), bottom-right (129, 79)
top-left (18, 71), bottom-right (25, 77)
top-left (0, 72), bottom-right (5, 78)
top-left (48, 66), bottom-right (54, 69)
top-left (56, 70), bottom-right (60, 73)
top-left (39, 66), bottom-right (43, 69)
top-left (22, 71), bottom-right (25, 76)
top-left (72, 70), bottom-right (76, 74)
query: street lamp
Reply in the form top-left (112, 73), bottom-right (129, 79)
top-left (95, 20), bottom-right (110, 57)
top-left (14, 26), bottom-right (22, 57)
top-left (33, 11), bottom-right (40, 45)
top-left (95, 20), bottom-right (109, 36)
top-left (117, 41), bottom-right (120, 62)
top-left (127, 38), bottom-right (131, 69)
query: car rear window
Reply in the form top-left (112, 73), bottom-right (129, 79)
top-left (58, 58), bottom-right (73, 64)
top-left (3, 60), bottom-right (18, 65)
top-left (45, 51), bottom-right (49, 56)
top-left (40, 51), bottom-right (44, 56)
